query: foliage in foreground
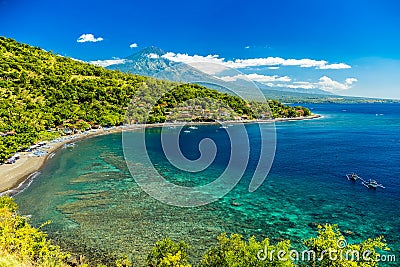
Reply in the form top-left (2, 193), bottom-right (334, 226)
top-left (304, 224), bottom-right (389, 267)
top-left (0, 197), bottom-right (390, 267)
top-left (200, 233), bottom-right (294, 267)
top-left (146, 238), bottom-right (191, 267)
top-left (0, 196), bottom-right (70, 266)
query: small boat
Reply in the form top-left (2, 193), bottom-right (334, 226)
top-left (363, 179), bottom-right (385, 189)
top-left (183, 130), bottom-right (191, 133)
top-left (6, 157), bottom-right (16, 164)
top-left (188, 126), bottom-right (198, 130)
top-left (346, 173), bottom-right (360, 181)
top-left (219, 126), bottom-right (228, 129)
top-left (63, 143), bottom-right (76, 148)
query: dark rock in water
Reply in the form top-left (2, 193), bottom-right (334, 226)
top-left (287, 221), bottom-right (296, 228)
top-left (308, 222), bottom-right (321, 229)
top-left (280, 217), bottom-right (290, 222)
top-left (343, 230), bottom-right (354, 236)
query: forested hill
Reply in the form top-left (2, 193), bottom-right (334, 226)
top-left (0, 37), bottom-right (310, 161)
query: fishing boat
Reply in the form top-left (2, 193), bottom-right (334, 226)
top-left (345, 173), bottom-right (385, 190)
top-left (362, 179), bottom-right (385, 189)
top-left (63, 142), bottom-right (76, 148)
top-left (346, 173), bottom-right (360, 181)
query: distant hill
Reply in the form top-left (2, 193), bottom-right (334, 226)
top-left (253, 81), bottom-right (335, 96)
top-left (108, 47), bottom-right (400, 104)
top-left (107, 48), bottom-right (368, 103)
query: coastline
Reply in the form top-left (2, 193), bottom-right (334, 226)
top-left (0, 127), bottom-right (123, 195)
top-left (0, 114), bottom-right (321, 195)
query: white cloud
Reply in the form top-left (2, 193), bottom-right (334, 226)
top-left (264, 76), bottom-right (357, 92)
top-left (70, 57), bottom-right (84, 63)
top-left (89, 58), bottom-right (126, 67)
top-left (318, 63), bottom-right (351, 69)
top-left (147, 53), bottom-right (160, 59)
top-left (345, 77), bottom-right (358, 85)
top-left (220, 73), bottom-right (291, 83)
top-left (268, 66), bottom-right (280, 70)
top-left (264, 82), bottom-right (315, 90)
top-left (130, 43), bottom-right (138, 48)
top-left (162, 52), bottom-right (228, 74)
top-left (162, 53), bottom-right (351, 73)
top-left (77, 33), bottom-right (104, 43)
top-left (317, 76), bottom-right (357, 91)
top-left (162, 52), bottom-right (225, 65)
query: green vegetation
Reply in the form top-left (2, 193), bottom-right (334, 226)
top-left (0, 197), bottom-right (390, 267)
top-left (200, 233), bottom-right (294, 267)
top-left (146, 238), bottom-right (191, 267)
top-left (304, 224), bottom-right (389, 267)
top-left (0, 196), bottom-right (70, 266)
top-left (0, 37), bottom-right (311, 162)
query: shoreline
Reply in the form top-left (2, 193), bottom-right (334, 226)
top-left (0, 114), bottom-right (321, 195)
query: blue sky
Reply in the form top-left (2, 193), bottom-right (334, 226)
top-left (1, 0), bottom-right (399, 99)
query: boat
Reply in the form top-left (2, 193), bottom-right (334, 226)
top-left (345, 173), bottom-right (385, 190)
top-left (219, 126), bottom-right (228, 129)
top-left (188, 126), bottom-right (198, 130)
top-left (63, 142), bottom-right (76, 148)
top-left (362, 179), bottom-right (385, 189)
top-left (183, 130), bottom-right (191, 133)
top-left (346, 173), bottom-right (360, 181)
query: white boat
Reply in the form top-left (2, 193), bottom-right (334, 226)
top-left (346, 173), bottom-right (360, 181)
top-left (183, 130), bottom-right (191, 133)
top-left (362, 179), bottom-right (385, 189)
top-left (188, 126), bottom-right (198, 130)
top-left (63, 143), bottom-right (76, 148)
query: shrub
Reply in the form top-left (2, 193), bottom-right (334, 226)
top-left (146, 238), bottom-right (191, 267)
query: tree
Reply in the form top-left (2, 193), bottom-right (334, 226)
top-left (146, 238), bottom-right (191, 267)
top-left (200, 233), bottom-right (295, 267)
top-left (303, 224), bottom-right (389, 267)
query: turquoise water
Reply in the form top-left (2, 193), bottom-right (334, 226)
top-left (15, 103), bottom-right (400, 265)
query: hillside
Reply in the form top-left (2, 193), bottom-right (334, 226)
top-left (0, 37), bottom-right (310, 162)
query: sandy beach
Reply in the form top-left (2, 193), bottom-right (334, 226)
top-left (0, 114), bottom-right (321, 195)
top-left (0, 127), bottom-right (123, 195)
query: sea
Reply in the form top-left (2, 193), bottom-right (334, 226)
top-left (14, 103), bottom-right (400, 266)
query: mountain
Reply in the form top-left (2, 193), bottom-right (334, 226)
top-left (108, 47), bottom-right (400, 104)
top-left (107, 46), bottom-right (173, 76)
top-left (107, 47), bottom-right (257, 97)
top-left (107, 47), bottom-right (220, 83)
top-left (107, 47), bottom-right (341, 100)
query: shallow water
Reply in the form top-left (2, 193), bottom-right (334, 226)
top-left (15, 103), bottom-right (400, 265)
